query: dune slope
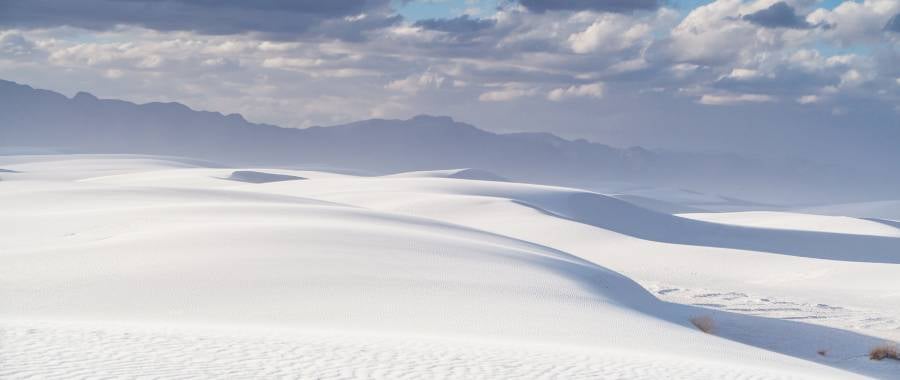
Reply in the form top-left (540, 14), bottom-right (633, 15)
top-left (1, 155), bottom-right (894, 378)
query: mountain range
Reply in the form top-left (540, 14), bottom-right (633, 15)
top-left (1, 79), bottom-right (893, 204)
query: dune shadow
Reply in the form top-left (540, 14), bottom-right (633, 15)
top-left (666, 302), bottom-right (897, 379)
top-left (864, 218), bottom-right (900, 230)
top-left (516, 193), bottom-right (900, 264)
top-left (220, 170), bottom-right (306, 184)
top-left (527, 244), bottom-right (897, 378)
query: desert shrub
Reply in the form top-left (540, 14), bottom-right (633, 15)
top-left (690, 316), bottom-right (715, 334)
top-left (870, 343), bottom-right (899, 361)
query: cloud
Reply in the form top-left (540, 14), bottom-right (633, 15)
top-left (568, 15), bottom-right (651, 53)
top-left (414, 15), bottom-right (496, 34)
top-left (698, 93), bottom-right (775, 105)
top-left (886, 13), bottom-right (900, 32)
top-left (0, 0), bottom-right (397, 40)
top-left (668, 0), bottom-right (760, 64)
top-left (724, 68), bottom-right (763, 81)
top-left (806, 0), bottom-right (900, 44)
top-left (519, 0), bottom-right (660, 13)
top-left (547, 82), bottom-right (604, 101)
top-left (741, 2), bottom-right (811, 29)
top-left (0, 31), bottom-right (37, 57)
top-left (261, 57), bottom-right (323, 70)
top-left (385, 69), bottom-right (447, 94)
top-left (796, 94), bottom-right (821, 104)
top-left (478, 84), bottom-right (538, 102)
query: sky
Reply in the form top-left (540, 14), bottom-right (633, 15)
top-left (0, 0), bottom-right (898, 165)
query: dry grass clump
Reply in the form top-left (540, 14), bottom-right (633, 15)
top-left (869, 343), bottom-right (899, 361)
top-left (690, 316), bottom-right (715, 334)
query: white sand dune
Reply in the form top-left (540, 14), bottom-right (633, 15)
top-left (1, 155), bottom-right (897, 379)
top-left (799, 200), bottom-right (900, 222)
top-left (611, 193), bottom-right (708, 214)
top-left (600, 186), bottom-right (781, 212)
top-left (386, 168), bottom-right (509, 182)
top-left (679, 211), bottom-right (900, 237)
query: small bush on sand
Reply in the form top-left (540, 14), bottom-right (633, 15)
top-left (870, 343), bottom-right (899, 361)
top-left (690, 316), bottom-right (715, 334)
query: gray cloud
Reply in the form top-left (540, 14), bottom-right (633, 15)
top-left (0, 0), bottom-right (396, 40)
top-left (519, 0), bottom-right (660, 13)
top-left (0, 32), bottom-right (37, 57)
top-left (414, 15), bottom-right (496, 35)
top-left (712, 68), bottom-right (835, 98)
top-left (885, 13), bottom-right (900, 32)
top-left (741, 2), bottom-right (811, 29)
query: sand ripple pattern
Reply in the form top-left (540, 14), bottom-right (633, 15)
top-left (648, 283), bottom-right (900, 342)
top-left (0, 323), bottom-right (817, 380)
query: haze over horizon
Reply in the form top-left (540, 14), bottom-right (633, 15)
top-left (1, 0), bottom-right (898, 169)
top-left (7, 76), bottom-right (900, 204)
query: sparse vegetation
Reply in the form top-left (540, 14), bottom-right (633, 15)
top-left (690, 316), bottom-right (715, 334)
top-left (869, 343), bottom-right (899, 361)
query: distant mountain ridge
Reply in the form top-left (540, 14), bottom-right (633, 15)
top-left (0, 79), bottom-right (892, 203)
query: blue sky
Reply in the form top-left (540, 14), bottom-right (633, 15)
top-left (392, 0), bottom-right (503, 21)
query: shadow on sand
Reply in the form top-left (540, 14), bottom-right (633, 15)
top-left (516, 192), bottom-right (900, 264)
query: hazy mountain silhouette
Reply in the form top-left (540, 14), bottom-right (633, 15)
top-left (1, 79), bottom-right (893, 203)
